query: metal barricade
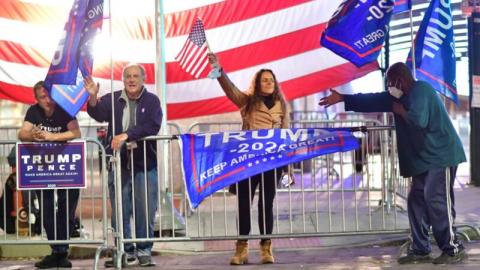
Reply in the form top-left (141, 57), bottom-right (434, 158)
top-left (178, 125), bottom-right (408, 240)
top-left (103, 123), bottom-right (410, 269)
top-left (0, 139), bottom-right (108, 259)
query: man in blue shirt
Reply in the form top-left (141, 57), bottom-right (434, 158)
top-left (84, 64), bottom-right (162, 267)
top-left (319, 62), bottom-right (466, 265)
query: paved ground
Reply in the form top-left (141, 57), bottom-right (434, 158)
top-left (1, 176), bottom-right (480, 269)
top-left (1, 238), bottom-right (480, 269)
top-left (1, 163), bottom-right (479, 269)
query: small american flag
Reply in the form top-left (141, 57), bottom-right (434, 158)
top-left (175, 18), bottom-right (210, 79)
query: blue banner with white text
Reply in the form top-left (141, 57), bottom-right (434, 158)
top-left (16, 141), bottom-right (87, 190)
top-left (180, 128), bottom-right (359, 208)
top-left (406, 0), bottom-right (458, 104)
top-left (44, 0), bottom-right (104, 116)
top-left (320, 0), bottom-right (395, 67)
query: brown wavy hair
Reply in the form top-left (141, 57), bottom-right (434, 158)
top-left (243, 69), bottom-right (288, 124)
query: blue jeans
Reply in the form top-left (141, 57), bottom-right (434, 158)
top-left (108, 168), bottom-right (159, 256)
top-left (408, 166), bottom-right (463, 256)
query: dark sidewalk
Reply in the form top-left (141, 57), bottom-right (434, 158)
top-left (2, 238), bottom-right (480, 269)
top-left (1, 168), bottom-right (479, 269)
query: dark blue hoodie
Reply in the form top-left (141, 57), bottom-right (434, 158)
top-left (87, 87), bottom-right (163, 171)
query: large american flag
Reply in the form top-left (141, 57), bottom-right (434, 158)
top-left (175, 18), bottom-right (210, 79)
top-left (0, 0), bottom-right (378, 120)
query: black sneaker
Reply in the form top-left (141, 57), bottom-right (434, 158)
top-left (138, 256), bottom-right (156, 267)
top-left (397, 253), bottom-right (432, 264)
top-left (432, 249), bottom-right (467, 264)
top-left (35, 254), bottom-right (56, 269)
top-left (35, 253), bottom-right (70, 269)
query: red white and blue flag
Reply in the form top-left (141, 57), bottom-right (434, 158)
top-left (44, 0), bottom-right (103, 117)
top-left (0, 0), bottom-right (377, 119)
top-left (175, 18), bottom-right (210, 79)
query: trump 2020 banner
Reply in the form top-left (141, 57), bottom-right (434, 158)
top-left (321, 0), bottom-right (395, 67)
top-left (16, 141), bottom-right (87, 190)
top-left (180, 128), bottom-right (359, 208)
top-left (44, 0), bottom-right (104, 117)
top-left (406, 0), bottom-right (458, 104)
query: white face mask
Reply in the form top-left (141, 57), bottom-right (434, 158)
top-left (388, 86), bottom-right (403, 99)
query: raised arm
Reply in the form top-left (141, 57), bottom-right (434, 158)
top-left (208, 53), bottom-right (249, 108)
top-left (84, 76), bottom-right (100, 107)
top-left (319, 89), bottom-right (394, 113)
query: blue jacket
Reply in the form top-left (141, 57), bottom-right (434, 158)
top-left (87, 88), bottom-right (163, 171)
top-left (343, 81), bottom-right (465, 177)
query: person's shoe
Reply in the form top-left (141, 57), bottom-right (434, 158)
top-left (260, 239), bottom-right (274, 264)
top-left (397, 253), bottom-right (432, 264)
top-left (57, 257), bottom-right (73, 268)
top-left (432, 249), bottom-right (468, 264)
top-left (35, 252), bottom-right (70, 269)
top-left (138, 256), bottom-right (156, 267)
top-left (35, 254), bottom-right (57, 269)
top-left (104, 253), bottom-right (138, 268)
top-left (230, 240), bottom-right (248, 265)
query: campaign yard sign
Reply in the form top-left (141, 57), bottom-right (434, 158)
top-left (180, 128), bottom-right (359, 209)
top-left (16, 141), bottom-right (87, 190)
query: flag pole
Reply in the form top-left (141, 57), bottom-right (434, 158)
top-left (155, 0), bottom-right (184, 233)
top-left (201, 18), bottom-right (221, 78)
top-left (155, 0), bottom-right (168, 125)
top-left (409, 7), bottom-right (417, 79)
top-left (106, 0), bottom-right (125, 265)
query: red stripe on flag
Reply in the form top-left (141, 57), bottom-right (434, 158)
top-left (167, 62), bottom-right (378, 119)
top-left (1, 22), bottom-right (328, 84)
top-left (168, 23), bottom-right (328, 82)
top-left (0, 40), bottom-right (50, 66)
top-left (165, 0), bottom-right (311, 37)
top-left (2, 0), bottom-right (308, 40)
top-left (0, 0), bottom-right (63, 23)
top-left (0, 81), bottom-right (35, 104)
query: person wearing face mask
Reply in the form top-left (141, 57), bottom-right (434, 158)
top-left (319, 62), bottom-right (466, 265)
top-left (208, 53), bottom-right (290, 265)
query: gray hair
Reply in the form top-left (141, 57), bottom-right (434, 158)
top-left (122, 63), bottom-right (146, 81)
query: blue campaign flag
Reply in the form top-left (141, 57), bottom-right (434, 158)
top-left (393, 0), bottom-right (412, 14)
top-left (320, 0), bottom-right (395, 67)
top-left (179, 128), bottom-right (359, 209)
top-left (406, 0), bottom-right (458, 104)
top-left (44, 0), bottom-right (104, 116)
top-left (50, 72), bottom-right (89, 117)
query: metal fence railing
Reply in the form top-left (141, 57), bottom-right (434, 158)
top-left (0, 120), bottom-right (412, 269)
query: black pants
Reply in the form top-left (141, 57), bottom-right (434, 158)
top-left (36, 189), bottom-right (79, 254)
top-left (236, 168), bottom-right (280, 238)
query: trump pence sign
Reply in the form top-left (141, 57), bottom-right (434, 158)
top-left (16, 141), bottom-right (87, 189)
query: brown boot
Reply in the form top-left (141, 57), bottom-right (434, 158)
top-left (260, 239), bottom-right (274, 264)
top-left (230, 240), bottom-right (248, 265)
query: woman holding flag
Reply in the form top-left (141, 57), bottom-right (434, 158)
top-left (208, 53), bottom-right (289, 265)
